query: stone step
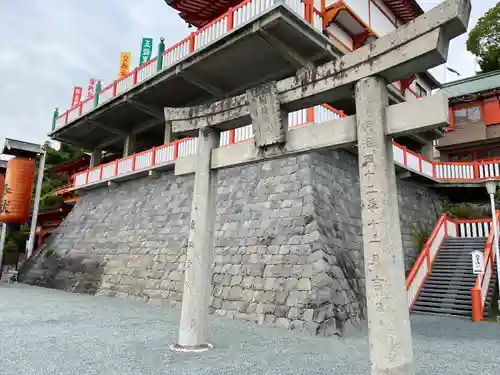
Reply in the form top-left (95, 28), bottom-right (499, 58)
top-left (418, 291), bottom-right (471, 301)
top-left (411, 307), bottom-right (471, 319)
top-left (413, 300), bottom-right (472, 311)
top-left (416, 295), bottom-right (471, 305)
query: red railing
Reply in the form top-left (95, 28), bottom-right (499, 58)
top-left (471, 210), bottom-right (499, 321)
top-left (54, 0), bottom-right (320, 130)
top-left (406, 214), bottom-right (453, 309)
top-left (51, 183), bottom-right (74, 196)
top-left (393, 141), bottom-right (500, 182)
top-left (72, 138), bottom-right (196, 188)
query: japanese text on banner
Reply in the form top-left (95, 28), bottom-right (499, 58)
top-left (71, 87), bottom-right (83, 107)
top-left (87, 78), bottom-right (97, 98)
top-left (140, 38), bottom-right (153, 65)
top-left (118, 52), bottom-right (132, 79)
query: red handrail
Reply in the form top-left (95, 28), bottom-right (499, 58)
top-left (406, 214), bottom-right (448, 290)
top-left (471, 210), bottom-right (499, 321)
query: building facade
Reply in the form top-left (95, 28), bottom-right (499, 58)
top-left (436, 70), bottom-right (500, 162)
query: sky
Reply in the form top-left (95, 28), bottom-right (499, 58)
top-left (0, 0), bottom-right (496, 149)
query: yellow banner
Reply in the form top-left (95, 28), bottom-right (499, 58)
top-left (118, 52), bottom-right (132, 79)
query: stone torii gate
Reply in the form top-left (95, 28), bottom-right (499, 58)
top-left (166, 0), bottom-right (471, 374)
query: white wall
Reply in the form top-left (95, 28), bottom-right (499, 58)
top-left (327, 23), bottom-right (353, 50)
top-left (370, 0), bottom-right (396, 36)
top-left (344, 0), bottom-right (370, 25)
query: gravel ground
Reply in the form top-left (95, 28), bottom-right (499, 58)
top-left (0, 284), bottom-right (498, 375)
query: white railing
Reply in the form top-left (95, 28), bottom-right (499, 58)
top-left (98, 85), bottom-right (114, 105)
top-left (155, 143), bottom-right (177, 165)
top-left (481, 261), bottom-right (492, 306)
top-left (285, 0), bottom-right (305, 18)
top-left (67, 106), bottom-right (80, 122)
top-left (457, 220), bottom-right (491, 238)
top-left (435, 163), bottom-right (474, 180)
top-left (101, 163), bottom-right (116, 179)
top-left (407, 260), bottom-right (428, 310)
top-left (178, 138), bottom-right (198, 157)
top-left (117, 157), bottom-right (134, 175)
top-left (219, 104), bottom-right (342, 146)
top-left (478, 163), bottom-right (500, 179)
top-left (313, 10), bottom-right (323, 31)
top-left (235, 125), bottom-right (254, 143)
top-left (162, 39), bottom-right (191, 70)
top-left (55, 115), bottom-right (67, 129)
top-left (87, 168), bottom-right (101, 183)
top-left (74, 172), bottom-right (87, 187)
top-left (81, 99), bottom-right (94, 116)
top-left (115, 74), bottom-right (135, 96)
top-left (137, 59), bottom-right (157, 84)
top-left (406, 151), bottom-right (420, 171)
top-left (289, 109), bottom-right (309, 127)
top-left (392, 142), bottom-right (500, 183)
top-left (135, 150), bottom-right (154, 170)
top-left (446, 218), bottom-right (458, 237)
top-left (421, 159), bottom-right (433, 177)
top-left (195, 16), bottom-right (229, 50)
top-left (234, 0), bottom-right (275, 28)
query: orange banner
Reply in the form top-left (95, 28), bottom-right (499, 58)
top-left (118, 52), bottom-right (132, 79)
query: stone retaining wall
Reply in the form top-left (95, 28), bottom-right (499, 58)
top-left (20, 150), bottom-right (442, 336)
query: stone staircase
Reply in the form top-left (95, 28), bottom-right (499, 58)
top-left (412, 237), bottom-right (489, 318)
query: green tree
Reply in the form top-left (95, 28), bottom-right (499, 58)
top-left (34, 141), bottom-right (87, 211)
top-left (467, 2), bottom-right (500, 73)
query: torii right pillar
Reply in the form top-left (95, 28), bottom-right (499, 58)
top-left (356, 76), bottom-right (413, 375)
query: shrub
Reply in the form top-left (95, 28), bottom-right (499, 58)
top-left (411, 223), bottom-right (432, 251)
top-left (441, 200), bottom-right (485, 220)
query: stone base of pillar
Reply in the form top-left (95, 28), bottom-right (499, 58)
top-left (169, 343), bottom-right (214, 353)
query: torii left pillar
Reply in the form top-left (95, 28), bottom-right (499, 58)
top-left (355, 76), bottom-right (413, 375)
top-left (170, 127), bottom-right (219, 352)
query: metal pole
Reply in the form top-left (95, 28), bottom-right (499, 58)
top-left (27, 148), bottom-right (47, 259)
top-left (489, 191), bottom-right (500, 309)
top-left (0, 223), bottom-right (7, 279)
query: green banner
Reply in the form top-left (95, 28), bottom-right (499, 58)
top-left (139, 37), bottom-right (153, 65)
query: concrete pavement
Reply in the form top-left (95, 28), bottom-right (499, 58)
top-left (0, 284), bottom-right (498, 375)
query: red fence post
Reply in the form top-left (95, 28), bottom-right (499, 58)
top-left (229, 130), bottom-right (236, 145)
top-left (307, 107), bottom-right (315, 123)
top-left (132, 155), bottom-right (137, 171)
top-left (474, 162), bottom-right (480, 180)
top-left (228, 7), bottom-right (234, 30)
top-left (173, 141), bottom-right (180, 160)
top-left (402, 146), bottom-right (408, 166)
top-left (471, 288), bottom-right (482, 321)
top-left (114, 160), bottom-right (119, 177)
top-left (133, 68), bottom-right (138, 85)
top-left (189, 33), bottom-right (196, 52)
top-left (304, 0), bottom-right (313, 23)
top-left (151, 147), bottom-right (157, 166)
top-left (99, 166), bottom-right (103, 180)
top-left (112, 81), bottom-right (117, 96)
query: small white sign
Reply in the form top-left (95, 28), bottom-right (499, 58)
top-left (471, 250), bottom-right (484, 274)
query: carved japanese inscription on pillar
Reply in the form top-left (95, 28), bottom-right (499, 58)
top-left (247, 82), bottom-right (285, 148)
